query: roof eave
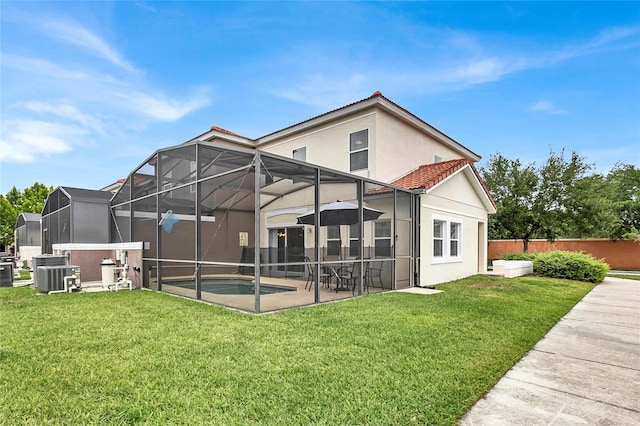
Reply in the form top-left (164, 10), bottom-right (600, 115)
top-left (256, 97), bottom-right (380, 145)
top-left (192, 129), bottom-right (256, 147)
top-left (255, 95), bottom-right (481, 161)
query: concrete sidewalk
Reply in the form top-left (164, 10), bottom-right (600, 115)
top-left (461, 277), bottom-right (640, 425)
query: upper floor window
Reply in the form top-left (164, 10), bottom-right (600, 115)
top-left (349, 129), bottom-right (368, 172)
top-left (293, 147), bottom-right (306, 162)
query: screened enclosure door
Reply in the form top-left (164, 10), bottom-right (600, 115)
top-left (269, 227), bottom-right (304, 275)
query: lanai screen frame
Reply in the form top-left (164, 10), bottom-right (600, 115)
top-left (110, 141), bottom-right (417, 313)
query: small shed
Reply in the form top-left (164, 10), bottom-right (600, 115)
top-left (14, 213), bottom-right (41, 266)
top-left (15, 213), bottom-right (41, 250)
top-left (41, 187), bottom-right (113, 253)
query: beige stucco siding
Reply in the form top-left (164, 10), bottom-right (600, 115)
top-left (259, 111), bottom-right (376, 177)
top-left (419, 170), bottom-right (489, 287)
top-left (374, 109), bottom-right (469, 183)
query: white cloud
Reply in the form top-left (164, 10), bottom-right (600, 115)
top-left (0, 15), bottom-right (213, 165)
top-left (116, 89), bottom-right (212, 121)
top-left (275, 73), bottom-right (370, 110)
top-left (270, 24), bottom-right (639, 105)
top-left (528, 100), bottom-right (566, 115)
top-left (13, 101), bottom-right (105, 133)
top-left (33, 17), bottom-right (138, 74)
top-left (0, 119), bottom-right (85, 163)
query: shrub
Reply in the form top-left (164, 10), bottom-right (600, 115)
top-left (500, 252), bottom-right (537, 261)
top-left (533, 250), bottom-right (609, 283)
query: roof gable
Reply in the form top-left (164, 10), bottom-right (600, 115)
top-left (194, 91), bottom-right (481, 161)
top-left (387, 159), bottom-right (497, 212)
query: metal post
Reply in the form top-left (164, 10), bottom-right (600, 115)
top-left (195, 145), bottom-right (201, 300)
top-left (314, 169), bottom-right (320, 304)
top-left (254, 153), bottom-right (261, 313)
top-left (357, 179), bottom-right (364, 295)
top-left (156, 154), bottom-right (162, 292)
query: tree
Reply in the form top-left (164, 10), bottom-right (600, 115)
top-left (20, 182), bottom-right (52, 214)
top-left (0, 182), bottom-right (53, 248)
top-left (0, 195), bottom-right (17, 248)
top-left (480, 149), bottom-right (600, 252)
top-left (604, 163), bottom-right (640, 241)
top-left (480, 154), bottom-right (539, 250)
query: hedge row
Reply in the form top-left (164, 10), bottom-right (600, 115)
top-left (500, 250), bottom-right (609, 283)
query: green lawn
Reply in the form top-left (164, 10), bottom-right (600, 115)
top-left (608, 273), bottom-right (640, 281)
top-left (0, 275), bottom-right (593, 425)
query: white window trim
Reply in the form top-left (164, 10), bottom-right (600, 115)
top-left (374, 219), bottom-right (392, 257)
top-left (293, 147), bottom-right (306, 162)
top-left (431, 214), bottom-right (463, 264)
top-left (349, 129), bottom-right (369, 172)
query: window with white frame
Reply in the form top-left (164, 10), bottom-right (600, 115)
top-left (374, 220), bottom-right (392, 257)
top-left (348, 224), bottom-right (360, 257)
top-left (327, 225), bottom-right (341, 257)
top-left (432, 216), bottom-right (462, 262)
top-left (293, 147), bottom-right (306, 162)
top-left (349, 129), bottom-right (368, 172)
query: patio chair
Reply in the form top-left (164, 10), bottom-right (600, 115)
top-left (365, 260), bottom-right (384, 289)
top-left (341, 261), bottom-right (368, 294)
top-left (304, 256), bottom-right (329, 291)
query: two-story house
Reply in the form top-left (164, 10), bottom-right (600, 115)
top-left (189, 91), bottom-right (496, 288)
top-left (41, 91), bottom-right (495, 312)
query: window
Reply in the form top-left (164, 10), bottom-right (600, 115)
top-left (349, 129), bottom-right (368, 171)
top-left (432, 216), bottom-right (462, 262)
top-left (293, 147), bottom-right (306, 162)
top-left (349, 224), bottom-right (360, 257)
top-left (433, 220), bottom-right (444, 257)
top-left (374, 220), bottom-right (392, 257)
top-left (450, 222), bottom-right (460, 257)
top-left (327, 226), bottom-right (341, 256)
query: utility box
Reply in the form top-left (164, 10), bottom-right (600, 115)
top-left (0, 262), bottom-right (13, 287)
top-left (32, 255), bottom-right (67, 288)
top-left (36, 265), bottom-right (79, 293)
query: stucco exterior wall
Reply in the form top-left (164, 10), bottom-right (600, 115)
top-left (259, 110), bottom-right (376, 177)
top-left (419, 171), bottom-right (489, 287)
top-left (374, 109), bottom-right (469, 183)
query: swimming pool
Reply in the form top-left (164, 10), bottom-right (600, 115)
top-left (168, 278), bottom-right (296, 295)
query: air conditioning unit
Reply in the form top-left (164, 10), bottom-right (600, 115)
top-left (32, 255), bottom-right (67, 288)
top-left (36, 265), bottom-right (79, 293)
top-left (0, 262), bottom-right (13, 287)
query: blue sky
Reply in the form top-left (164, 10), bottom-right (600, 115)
top-left (1, 1), bottom-right (639, 194)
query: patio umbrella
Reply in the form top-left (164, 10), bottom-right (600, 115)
top-left (297, 200), bottom-right (384, 288)
top-left (296, 200), bottom-right (384, 226)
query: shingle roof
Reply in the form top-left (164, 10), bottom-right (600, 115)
top-left (375, 159), bottom-right (497, 210)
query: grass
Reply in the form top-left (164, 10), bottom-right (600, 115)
top-left (0, 275), bottom-right (593, 425)
top-left (608, 273), bottom-right (640, 281)
top-left (13, 269), bottom-right (32, 281)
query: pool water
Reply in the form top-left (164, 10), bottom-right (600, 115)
top-left (169, 278), bottom-right (296, 295)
